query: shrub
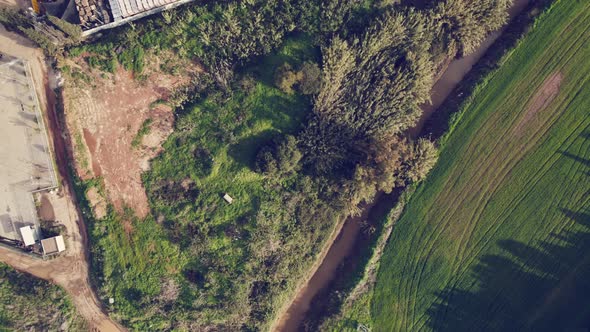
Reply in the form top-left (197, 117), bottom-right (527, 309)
top-left (298, 61), bottom-right (321, 95)
top-left (274, 63), bottom-right (302, 94)
top-left (255, 135), bottom-right (301, 176)
top-left (47, 15), bottom-right (82, 43)
top-left (403, 138), bottom-right (438, 183)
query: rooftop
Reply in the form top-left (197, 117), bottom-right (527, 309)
top-left (19, 226), bottom-right (37, 246)
top-left (108, 0), bottom-right (183, 21)
top-left (41, 235), bottom-right (66, 255)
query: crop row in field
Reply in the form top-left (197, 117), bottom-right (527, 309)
top-left (372, 1), bottom-right (590, 331)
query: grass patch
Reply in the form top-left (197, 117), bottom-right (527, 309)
top-left (371, 1), bottom-right (590, 331)
top-left (131, 118), bottom-right (153, 148)
top-left (73, 131), bottom-right (89, 171)
top-left (0, 263), bottom-right (86, 331)
top-left (74, 174), bottom-right (185, 331)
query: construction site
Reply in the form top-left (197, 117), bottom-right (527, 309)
top-left (0, 54), bottom-right (64, 256)
top-left (31, 0), bottom-right (193, 35)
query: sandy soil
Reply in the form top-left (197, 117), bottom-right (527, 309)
top-left (513, 71), bottom-right (563, 136)
top-left (63, 57), bottom-right (199, 218)
top-left (0, 23), bottom-right (124, 332)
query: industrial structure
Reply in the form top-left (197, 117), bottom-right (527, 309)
top-left (0, 55), bottom-right (63, 257)
top-left (30, 0), bottom-right (193, 35)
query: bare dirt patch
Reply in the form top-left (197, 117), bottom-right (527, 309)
top-left (86, 186), bottom-right (107, 219)
top-left (63, 56), bottom-right (200, 218)
top-left (513, 71), bottom-right (563, 135)
top-left (83, 128), bottom-right (102, 177)
top-left (39, 194), bottom-right (56, 221)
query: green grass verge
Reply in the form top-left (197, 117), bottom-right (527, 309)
top-left (371, 1), bottom-right (590, 331)
top-left (73, 174), bottom-right (185, 330)
top-left (0, 263), bottom-right (86, 331)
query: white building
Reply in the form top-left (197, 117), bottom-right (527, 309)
top-left (41, 235), bottom-right (66, 255)
top-left (19, 226), bottom-right (38, 246)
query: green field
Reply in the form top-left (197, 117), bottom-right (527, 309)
top-left (372, 1), bottom-right (590, 331)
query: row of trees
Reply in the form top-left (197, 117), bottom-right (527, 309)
top-left (293, 0), bottom-right (511, 209)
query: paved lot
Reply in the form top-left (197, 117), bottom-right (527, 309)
top-left (0, 56), bottom-right (56, 242)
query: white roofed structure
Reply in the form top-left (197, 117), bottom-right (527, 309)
top-left (19, 226), bottom-right (37, 246)
top-left (223, 193), bottom-right (234, 204)
top-left (41, 235), bottom-right (66, 255)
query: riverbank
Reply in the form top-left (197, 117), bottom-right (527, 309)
top-left (278, 0), bottom-right (554, 330)
top-left (370, 0), bottom-right (590, 329)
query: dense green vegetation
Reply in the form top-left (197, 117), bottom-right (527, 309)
top-left (369, 1), bottom-right (590, 331)
top-left (0, 263), bottom-right (85, 331)
top-left (56, 0), bottom-right (514, 330)
top-left (142, 37), bottom-right (322, 329)
top-left (72, 175), bottom-right (185, 330)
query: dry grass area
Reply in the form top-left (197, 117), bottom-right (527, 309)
top-left (62, 54), bottom-right (201, 217)
top-left (513, 71), bottom-right (563, 136)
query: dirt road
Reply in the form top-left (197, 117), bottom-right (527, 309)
top-left (0, 23), bottom-right (125, 332)
top-left (0, 194), bottom-right (124, 332)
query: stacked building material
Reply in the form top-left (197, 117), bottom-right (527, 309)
top-left (75, 0), bottom-right (111, 29)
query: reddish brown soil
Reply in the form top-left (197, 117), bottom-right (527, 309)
top-left (83, 128), bottom-right (102, 176)
top-left (513, 72), bottom-right (563, 135)
top-left (64, 57), bottom-right (200, 218)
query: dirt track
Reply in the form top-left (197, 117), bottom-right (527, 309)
top-left (0, 23), bottom-right (125, 332)
top-left (0, 193), bottom-right (124, 332)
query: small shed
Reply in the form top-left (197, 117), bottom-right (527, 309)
top-left (19, 226), bottom-right (37, 246)
top-left (223, 193), bottom-right (233, 204)
top-left (41, 235), bottom-right (66, 255)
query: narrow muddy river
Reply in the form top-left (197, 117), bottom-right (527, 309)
top-left (275, 1), bottom-right (531, 330)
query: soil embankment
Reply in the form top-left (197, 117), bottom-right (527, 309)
top-left (62, 55), bottom-right (200, 219)
top-left (273, 1), bottom-right (531, 330)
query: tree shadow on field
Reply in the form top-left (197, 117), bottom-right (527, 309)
top-left (251, 94), bottom-right (307, 132)
top-left (426, 145), bottom-right (590, 331)
top-left (228, 129), bottom-right (278, 170)
top-left (426, 208), bottom-right (590, 332)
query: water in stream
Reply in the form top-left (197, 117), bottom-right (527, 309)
top-left (275, 0), bottom-right (532, 330)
